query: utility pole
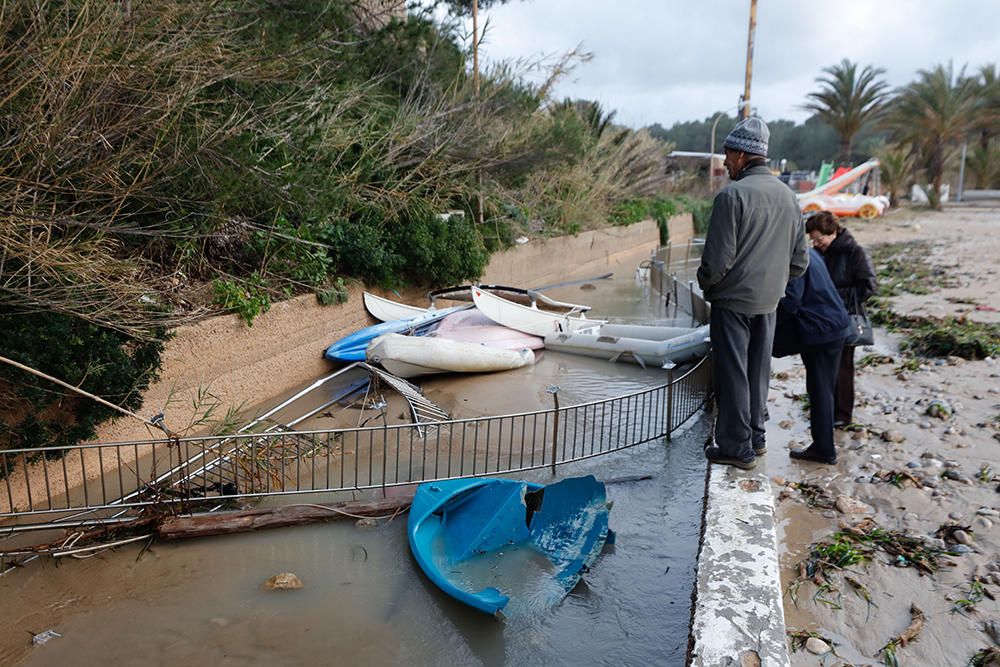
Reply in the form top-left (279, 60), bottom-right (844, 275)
top-left (472, 0), bottom-right (480, 96)
top-left (472, 0), bottom-right (484, 225)
top-left (741, 0), bottom-right (758, 119)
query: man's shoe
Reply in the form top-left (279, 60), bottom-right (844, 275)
top-left (705, 445), bottom-right (757, 470)
top-left (789, 446), bottom-right (837, 465)
top-left (833, 419), bottom-right (849, 429)
top-left (753, 443), bottom-right (767, 455)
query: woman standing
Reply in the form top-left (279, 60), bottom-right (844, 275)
top-left (805, 211), bottom-right (877, 426)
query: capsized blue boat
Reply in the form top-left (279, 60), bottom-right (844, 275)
top-left (408, 475), bottom-right (613, 617)
top-left (323, 305), bottom-right (469, 362)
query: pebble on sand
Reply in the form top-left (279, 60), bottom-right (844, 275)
top-left (881, 430), bottom-right (906, 443)
top-left (836, 495), bottom-right (874, 514)
top-left (805, 637), bottom-right (831, 655)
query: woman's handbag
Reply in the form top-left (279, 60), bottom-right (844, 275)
top-left (844, 290), bottom-right (874, 346)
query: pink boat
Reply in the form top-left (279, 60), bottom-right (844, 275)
top-left (431, 309), bottom-right (544, 351)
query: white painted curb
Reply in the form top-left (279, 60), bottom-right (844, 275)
top-left (688, 463), bottom-right (789, 666)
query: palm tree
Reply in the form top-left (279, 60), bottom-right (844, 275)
top-left (802, 59), bottom-right (890, 164)
top-left (885, 63), bottom-right (979, 208)
top-left (969, 64), bottom-right (1000, 188)
top-left (973, 63), bottom-right (999, 151)
top-left (877, 144), bottom-right (915, 208)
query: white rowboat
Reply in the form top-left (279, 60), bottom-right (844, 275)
top-left (470, 286), bottom-right (604, 337)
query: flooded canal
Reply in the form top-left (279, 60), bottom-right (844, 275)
top-left (1, 258), bottom-right (710, 666)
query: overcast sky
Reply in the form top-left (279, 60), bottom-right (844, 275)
top-left (459, 0), bottom-right (998, 130)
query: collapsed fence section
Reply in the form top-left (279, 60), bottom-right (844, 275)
top-left (1, 355), bottom-right (710, 528)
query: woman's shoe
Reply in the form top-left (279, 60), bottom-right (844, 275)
top-left (789, 446), bottom-right (837, 465)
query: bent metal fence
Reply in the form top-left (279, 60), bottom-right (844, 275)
top-left (0, 357), bottom-right (710, 530)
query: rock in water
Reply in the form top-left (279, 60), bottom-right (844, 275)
top-left (805, 637), bottom-right (830, 654)
top-left (264, 572), bottom-right (303, 590)
top-left (355, 517), bottom-right (378, 529)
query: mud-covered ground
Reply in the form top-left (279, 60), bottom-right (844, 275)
top-left (767, 204), bottom-right (1000, 666)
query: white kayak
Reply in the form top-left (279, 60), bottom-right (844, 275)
top-left (366, 333), bottom-right (535, 379)
top-left (544, 324), bottom-right (711, 368)
top-left (471, 286), bottom-right (604, 337)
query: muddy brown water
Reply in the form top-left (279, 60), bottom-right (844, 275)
top-left (1, 268), bottom-right (710, 667)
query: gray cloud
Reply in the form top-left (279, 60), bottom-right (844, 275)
top-left (467, 0), bottom-right (999, 128)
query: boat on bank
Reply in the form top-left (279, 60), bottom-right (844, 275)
top-left (362, 291), bottom-right (437, 323)
top-left (366, 333), bottom-right (535, 378)
top-left (407, 475), bottom-right (613, 617)
top-left (433, 309), bottom-right (544, 351)
top-left (471, 286), bottom-right (604, 337)
top-left (544, 323), bottom-right (711, 368)
top-left (323, 306), bottom-right (467, 362)
top-left (363, 292), bottom-right (544, 351)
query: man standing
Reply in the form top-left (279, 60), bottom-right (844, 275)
top-left (698, 117), bottom-right (809, 470)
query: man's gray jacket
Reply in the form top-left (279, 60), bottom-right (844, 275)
top-left (697, 163), bottom-right (809, 314)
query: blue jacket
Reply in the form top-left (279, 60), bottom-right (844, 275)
top-left (777, 249), bottom-right (852, 348)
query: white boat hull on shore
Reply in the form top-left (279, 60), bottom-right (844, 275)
top-left (366, 333), bottom-right (535, 378)
top-left (363, 291), bottom-right (443, 322)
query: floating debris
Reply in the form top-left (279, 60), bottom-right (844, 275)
top-left (264, 572), bottom-right (302, 590)
top-left (31, 629), bottom-right (62, 646)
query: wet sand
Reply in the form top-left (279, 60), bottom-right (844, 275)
top-left (767, 205), bottom-right (1000, 666)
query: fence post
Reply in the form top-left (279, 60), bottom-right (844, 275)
top-left (688, 280), bottom-right (696, 327)
top-left (663, 361), bottom-right (676, 441)
top-left (547, 385), bottom-right (560, 475)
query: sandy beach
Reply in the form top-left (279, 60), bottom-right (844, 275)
top-left (766, 204), bottom-right (1000, 666)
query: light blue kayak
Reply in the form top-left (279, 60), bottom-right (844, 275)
top-left (408, 476), bottom-right (613, 617)
top-left (323, 305), bottom-right (468, 362)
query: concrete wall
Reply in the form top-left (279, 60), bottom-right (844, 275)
top-left (94, 220), bottom-right (662, 444)
top-left (667, 212), bottom-right (696, 244)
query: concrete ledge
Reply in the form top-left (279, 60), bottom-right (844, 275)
top-left (689, 463), bottom-right (789, 667)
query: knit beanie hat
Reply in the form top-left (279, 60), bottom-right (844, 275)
top-left (723, 117), bottom-right (769, 157)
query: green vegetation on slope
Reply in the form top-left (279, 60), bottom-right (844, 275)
top-left (0, 1), bottom-right (673, 452)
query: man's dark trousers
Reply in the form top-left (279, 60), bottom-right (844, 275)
top-left (710, 307), bottom-right (776, 460)
top-left (801, 343), bottom-right (844, 459)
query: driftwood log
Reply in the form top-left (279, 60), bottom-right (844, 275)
top-left (156, 494), bottom-right (415, 540)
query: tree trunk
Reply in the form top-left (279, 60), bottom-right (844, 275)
top-left (929, 143), bottom-right (944, 210)
top-left (156, 494), bottom-right (415, 540)
top-left (839, 136), bottom-right (852, 165)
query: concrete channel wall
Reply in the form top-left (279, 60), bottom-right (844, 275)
top-left (93, 220), bottom-right (664, 444)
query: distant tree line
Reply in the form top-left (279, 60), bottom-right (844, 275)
top-left (649, 58), bottom-right (1000, 209)
top-left (646, 114), bottom-right (885, 172)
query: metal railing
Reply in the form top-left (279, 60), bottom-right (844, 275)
top-left (0, 357), bottom-right (710, 529)
top-left (647, 239), bottom-right (710, 326)
top-left (2, 271), bottom-right (713, 530)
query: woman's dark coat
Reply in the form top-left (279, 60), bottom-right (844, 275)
top-left (820, 228), bottom-right (877, 312)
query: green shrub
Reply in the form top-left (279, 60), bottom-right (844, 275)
top-left (0, 311), bottom-right (165, 457)
top-left (212, 275), bottom-right (272, 325)
top-left (395, 209), bottom-right (489, 286)
top-left (316, 278), bottom-right (349, 306)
